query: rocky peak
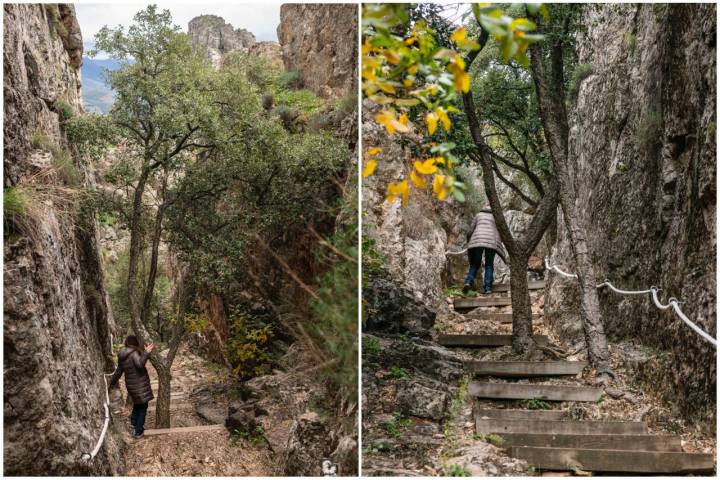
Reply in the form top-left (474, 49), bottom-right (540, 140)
top-left (188, 15), bottom-right (255, 67)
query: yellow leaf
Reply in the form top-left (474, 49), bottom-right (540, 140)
top-left (405, 36), bottom-right (417, 46)
top-left (454, 70), bottom-right (470, 93)
top-left (451, 27), bottom-right (467, 44)
top-left (399, 113), bottom-right (409, 125)
top-left (384, 50), bottom-right (401, 65)
top-left (362, 38), bottom-right (372, 55)
top-left (414, 158), bottom-right (438, 175)
top-left (386, 180), bottom-right (409, 207)
top-left (436, 108), bottom-right (451, 132)
top-left (377, 81), bottom-right (396, 94)
top-left (362, 159), bottom-right (377, 178)
top-left (403, 78), bottom-right (413, 87)
top-left (407, 64), bottom-right (418, 75)
top-left (427, 112), bottom-right (438, 135)
top-left (410, 169), bottom-right (428, 188)
top-left (367, 147), bottom-right (382, 156)
top-left (433, 174), bottom-right (452, 200)
top-left (375, 109), bottom-right (409, 135)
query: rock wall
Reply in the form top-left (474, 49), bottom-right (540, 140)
top-left (277, 4), bottom-right (357, 98)
top-left (546, 3), bottom-right (716, 430)
top-left (3, 4), bottom-right (123, 474)
top-left (188, 15), bottom-right (255, 68)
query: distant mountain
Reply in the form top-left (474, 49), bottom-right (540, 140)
top-left (81, 57), bottom-right (120, 114)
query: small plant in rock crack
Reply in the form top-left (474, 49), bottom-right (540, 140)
top-left (472, 432), bottom-right (504, 447)
top-left (389, 366), bottom-right (410, 379)
top-left (525, 398), bottom-right (552, 410)
top-left (230, 424), bottom-right (267, 447)
top-left (398, 333), bottom-right (410, 342)
top-left (364, 441), bottom-right (393, 454)
top-left (447, 464), bottom-right (471, 476)
top-left (384, 411), bottom-right (411, 438)
top-left (363, 336), bottom-right (380, 354)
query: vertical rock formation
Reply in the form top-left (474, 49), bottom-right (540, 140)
top-left (188, 15), bottom-right (256, 68)
top-left (546, 3), bottom-right (716, 430)
top-left (3, 4), bottom-right (122, 474)
top-left (277, 4), bottom-right (357, 98)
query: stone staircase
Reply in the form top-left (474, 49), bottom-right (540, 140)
top-left (444, 281), bottom-right (715, 475)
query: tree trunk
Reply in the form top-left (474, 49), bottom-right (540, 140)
top-left (509, 257), bottom-right (534, 353)
top-left (528, 28), bottom-right (611, 372)
top-left (154, 361), bottom-right (172, 428)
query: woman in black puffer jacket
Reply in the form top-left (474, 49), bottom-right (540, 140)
top-left (109, 335), bottom-right (155, 438)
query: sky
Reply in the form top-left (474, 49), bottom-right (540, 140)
top-left (75, 2), bottom-right (282, 56)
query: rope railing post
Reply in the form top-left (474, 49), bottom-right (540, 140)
top-left (545, 257), bottom-right (717, 348)
top-left (82, 332), bottom-right (116, 462)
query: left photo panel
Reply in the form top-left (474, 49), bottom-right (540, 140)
top-left (3, 3), bottom-right (358, 476)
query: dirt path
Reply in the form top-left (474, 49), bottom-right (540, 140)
top-left (113, 347), bottom-right (276, 476)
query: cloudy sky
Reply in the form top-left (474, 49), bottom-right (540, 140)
top-left (76, 2), bottom-right (282, 55)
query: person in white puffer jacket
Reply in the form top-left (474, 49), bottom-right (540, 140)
top-left (463, 203), bottom-right (506, 294)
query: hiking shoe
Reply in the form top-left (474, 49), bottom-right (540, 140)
top-left (462, 284), bottom-right (471, 294)
top-left (133, 432), bottom-right (144, 440)
top-left (484, 289), bottom-right (492, 295)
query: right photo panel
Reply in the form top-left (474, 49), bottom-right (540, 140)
top-left (361, 3), bottom-right (717, 477)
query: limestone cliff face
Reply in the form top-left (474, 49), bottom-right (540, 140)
top-left (277, 4), bottom-right (357, 98)
top-left (546, 3), bottom-right (716, 429)
top-left (188, 15), bottom-right (255, 67)
top-left (3, 4), bottom-right (122, 474)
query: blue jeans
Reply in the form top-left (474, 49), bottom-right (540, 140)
top-left (131, 402), bottom-right (148, 436)
top-left (465, 247), bottom-right (496, 292)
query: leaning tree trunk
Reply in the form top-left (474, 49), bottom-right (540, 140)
top-left (153, 360), bottom-right (172, 428)
top-left (509, 256), bottom-right (534, 353)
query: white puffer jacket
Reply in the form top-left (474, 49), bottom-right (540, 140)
top-left (467, 209), bottom-right (506, 261)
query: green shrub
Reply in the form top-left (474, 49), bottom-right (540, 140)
top-left (279, 69), bottom-right (302, 89)
top-left (4, 187), bottom-right (28, 227)
top-left (525, 398), bottom-right (552, 410)
top-left (448, 464), bottom-right (471, 477)
top-left (51, 149), bottom-right (81, 186)
top-left (261, 93), bottom-right (274, 111)
top-left (567, 63), bottom-right (594, 103)
top-left (55, 100), bottom-right (75, 122)
top-left (275, 88), bottom-right (324, 114)
top-left (389, 366), bottom-right (410, 379)
top-left (225, 311), bottom-right (274, 380)
top-left (30, 130), bottom-right (54, 151)
top-left (363, 336), bottom-right (380, 354)
top-left (384, 411), bottom-right (411, 437)
top-left (473, 432), bottom-right (505, 446)
top-left (275, 105), bottom-right (299, 132)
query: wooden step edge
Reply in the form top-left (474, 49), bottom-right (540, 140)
top-left (476, 417), bottom-right (648, 435)
top-left (143, 424), bottom-right (226, 436)
top-left (439, 334), bottom-right (549, 347)
top-left (495, 433), bottom-right (683, 452)
top-left (469, 381), bottom-right (604, 402)
top-left (508, 446), bottom-right (716, 474)
top-left (466, 361), bottom-right (587, 376)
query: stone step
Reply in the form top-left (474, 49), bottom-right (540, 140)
top-left (466, 312), bottom-right (541, 323)
top-left (488, 280), bottom-right (546, 293)
top-left (474, 408), bottom-right (565, 421)
top-left (454, 296), bottom-right (512, 310)
top-left (143, 424), bottom-right (226, 436)
top-left (148, 392), bottom-right (188, 402)
top-left (467, 361), bottom-right (587, 377)
top-left (469, 381), bottom-right (603, 402)
top-left (476, 417), bottom-right (647, 435)
top-left (439, 335), bottom-right (548, 348)
top-left (508, 447), bottom-right (715, 474)
top-left (496, 433), bottom-right (683, 452)
top-left (147, 400), bottom-right (192, 412)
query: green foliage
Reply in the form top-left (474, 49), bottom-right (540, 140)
top-left (361, 234), bottom-right (385, 285)
top-left (279, 70), bottom-right (302, 89)
top-left (524, 398), bottom-right (552, 410)
top-left (274, 89), bottom-right (324, 114)
top-left (567, 63), bottom-right (594, 103)
top-left (384, 411), bottom-right (411, 438)
top-left (64, 113), bottom-right (119, 161)
top-left (30, 130), bottom-right (53, 151)
top-left (473, 432), bottom-right (505, 446)
top-left (261, 93), bottom-right (274, 111)
top-left (4, 187), bottom-right (30, 235)
top-left (50, 148), bottom-right (81, 187)
top-left (363, 336), bottom-right (380, 354)
top-left (623, 32), bottom-right (637, 52)
top-left (275, 105), bottom-right (301, 132)
top-left (389, 366), bottom-right (410, 379)
top-left (443, 285), bottom-right (478, 298)
top-left (633, 110), bottom-right (663, 152)
top-left (221, 50), bottom-right (281, 89)
top-left (364, 441), bottom-right (393, 454)
top-left (230, 424), bottom-right (267, 447)
top-left (447, 464), bottom-right (471, 477)
top-left (183, 312), bottom-right (210, 334)
top-left (44, 4), bottom-right (68, 40)
top-left (225, 312), bottom-right (273, 380)
top-left (55, 100), bottom-right (75, 122)
top-left (308, 222), bottom-right (359, 398)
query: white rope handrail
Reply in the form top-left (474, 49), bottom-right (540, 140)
top-left (82, 332), bottom-right (115, 461)
top-left (445, 246), bottom-right (468, 256)
top-left (545, 257), bottom-right (717, 347)
top-left (81, 372), bottom-right (113, 461)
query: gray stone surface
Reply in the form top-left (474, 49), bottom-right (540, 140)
top-left (546, 3), bottom-right (716, 430)
top-left (3, 4), bottom-right (122, 474)
top-left (188, 15), bottom-right (255, 68)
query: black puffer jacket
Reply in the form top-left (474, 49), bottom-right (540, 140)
top-left (109, 347), bottom-right (154, 404)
